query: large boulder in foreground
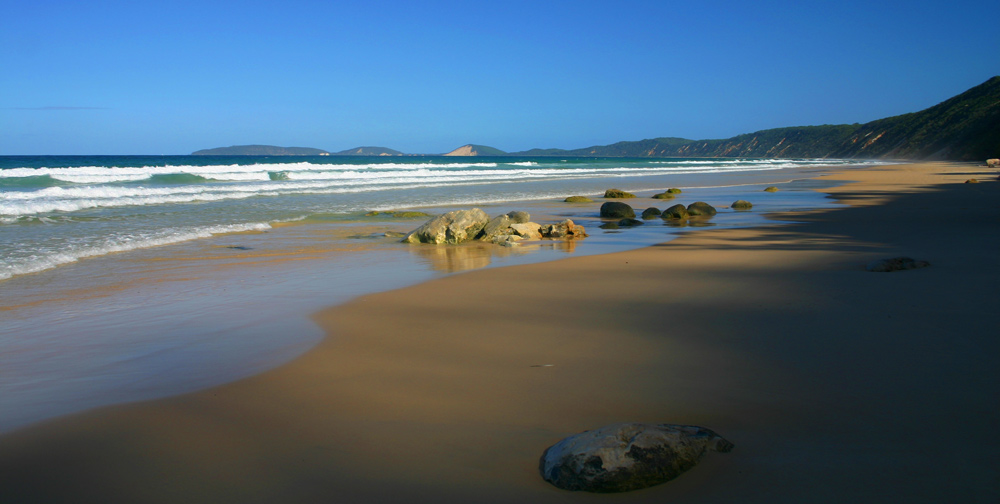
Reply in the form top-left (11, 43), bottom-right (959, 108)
top-left (540, 423), bottom-right (733, 493)
top-left (403, 208), bottom-right (490, 244)
top-left (600, 201), bottom-right (635, 219)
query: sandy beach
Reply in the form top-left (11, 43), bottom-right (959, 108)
top-left (1, 162), bottom-right (997, 503)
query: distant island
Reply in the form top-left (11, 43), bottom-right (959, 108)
top-left (334, 146), bottom-right (403, 156)
top-left (192, 145), bottom-right (332, 156)
top-left (193, 76), bottom-right (999, 161)
top-left (443, 144), bottom-right (507, 156)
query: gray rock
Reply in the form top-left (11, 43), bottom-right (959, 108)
top-left (481, 214), bottom-right (513, 241)
top-left (506, 211), bottom-right (531, 223)
top-left (641, 207), bottom-right (662, 219)
top-left (403, 208), bottom-right (490, 244)
top-left (686, 201), bottom-right (717, 216)
top-left (540, 423), bottom-right (733, 493)
top-left (866, 257), bottom-right (930, 272)
top-left (600, 201), bottom-right (636, 219)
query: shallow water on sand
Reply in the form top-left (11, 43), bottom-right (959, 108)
top-left (0, 170), bottom-right (850, 433)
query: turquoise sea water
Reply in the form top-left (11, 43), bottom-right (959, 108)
top-left (0, 155), bottom-right (884, 432)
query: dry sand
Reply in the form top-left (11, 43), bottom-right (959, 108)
top-left (1, 162), bottom-right (997, 503)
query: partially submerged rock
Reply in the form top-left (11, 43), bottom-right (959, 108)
top-left (666, 188), bottom-right (682, 194)
top-left (641, 207), bottom-right (662, 219)
top-left (661, 204), bottom-right (689, 220)
top-left (564, 196), bottom-right (594, 203)
top-left (651, 192), bottom-right (675, 200)
top-left (866, 257), bottom-right (930, 272)
top-left (403, 208), bottom-right (490, 244)
top-left (540, 423), bottom-right (734, 493)
top-left (600, 201), bottom-right (636, 219)
top-left (603, 189), bottom-right (636, 198)
top-left (965, 179), bottom-right (979, 184)
top-left (686, 201), bottom-right (717, 216)
top-left (543, 219), bottom-right (588, 239)
top-left (764, 186), bottom-right (779, 192)
top-left (731, 200), bottom-right (753, 210)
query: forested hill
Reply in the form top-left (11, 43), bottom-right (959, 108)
top-left (512, 76), bottom-right (1000, 161)
top-left (192, 145), bottom-right (331, 156)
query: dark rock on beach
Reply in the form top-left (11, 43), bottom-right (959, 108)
top-left (686, 201), bottom-right (717, 216)
top-left (661, 204), bottom-right (689, 220)
top-left (641, 207), bottom-right (662, 219)
top-left (764, 186), bottom-right (779, 192)
top-left (866, 257), bottom-right (930, 272)
top-left (731, 200), bottom-right (753, 210)
top-left (600, 201), bottom-right (636, 219)
top-left (652, 192), bottom-right (675, 200)
top-left (564, 196), bottom-right (594, 203)
top-left (603, 189), bottom-right (636, 198)
top-left (540, 423), bottom-right (734, 493)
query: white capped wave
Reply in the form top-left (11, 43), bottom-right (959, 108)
top-left (0, 161), bottom-right (531, 184)
top-left (1, 161), bottom-right (799, 217)
top-left (0, 222), bottom-right (271, 281)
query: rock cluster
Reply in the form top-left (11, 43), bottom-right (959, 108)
top-left (540, 423), bottom-right (733, 493)
top-left (403, 209), bottom-right (586, 246)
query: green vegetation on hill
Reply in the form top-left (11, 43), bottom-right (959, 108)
top-left (192, 145), bottom-right (331, 156)
top-left (509, 77), bottom-right (1000, 161)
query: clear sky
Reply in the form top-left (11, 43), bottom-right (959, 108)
top-left (2, 0), bottom-right (998, 155)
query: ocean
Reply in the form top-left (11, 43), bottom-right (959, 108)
top-left (0, 155), bottom-right (883, 432)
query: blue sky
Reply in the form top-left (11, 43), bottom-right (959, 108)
top-left (2, 0), bottom-right (998, 154)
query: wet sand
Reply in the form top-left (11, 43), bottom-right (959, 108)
top-left (1, 162), bottom-right (997, 503)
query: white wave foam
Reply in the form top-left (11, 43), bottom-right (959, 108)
top-left (0, 222), bottom-right (271, 281)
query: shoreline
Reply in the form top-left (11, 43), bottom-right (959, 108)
top-left (0, 164), bottom-right (850, 433)
top-left (1, 162), bottom-right (998, 502)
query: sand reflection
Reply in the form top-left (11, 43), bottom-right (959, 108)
top-left (407, 239), bottom-right (581, 273)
